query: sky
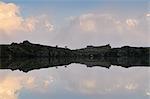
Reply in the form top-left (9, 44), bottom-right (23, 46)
top-left (0, 0), bottom-right (149, 48)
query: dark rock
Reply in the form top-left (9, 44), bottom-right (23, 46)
top-left (0, 41), bottom-right (150, 59)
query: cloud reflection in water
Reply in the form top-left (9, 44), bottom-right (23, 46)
top-left (0, 64), bottom-right (149, 99)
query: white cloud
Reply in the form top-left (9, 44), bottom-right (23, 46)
top-left (0, 72), bottom-right (55, 99)
top-left (72, 13), bottom-right (121, 33)
top-left (126, 19), bottom-right (138, 28)
top-left (0, 74), bottom-right (39, 99)
top-left (0, 76), bottom-right (22, 99)
top-left (0, 2), bottom-right (54, 35)
top-left (146, 13), bottom-right (150, 17)
top-left (68, 13), bottom-right (141, 33)
top-left (23, 17), bottom-right (38, 32)
top-left (146, 92), bottom-right (150, 96)
top-left (66, 79), bottom-right (139, 95)
top-left (125, 83), bottom-right (138, 90)
top-left (79, 14), bottom-right (97, 32)
top-left (0, 2), bottom-right (23, 33)
top-left (45, 21), bottom-right (54, 32)
top-left (58, 12), bottom-right (149, 48)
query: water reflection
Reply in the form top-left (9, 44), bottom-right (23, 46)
top-left (0, 57), bottom-right (149, 99)
top-left (0, 64), bottom-right (149, 99)
top-left (0, 57), bottom-right (149, 72)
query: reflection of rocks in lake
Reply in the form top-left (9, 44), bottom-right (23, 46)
top-left (0, 58), bottom-right (72, 72)
top-left (0, 56), bottom-right (149, 72)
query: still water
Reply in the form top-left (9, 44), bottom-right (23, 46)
top-left (0, 63), bottom-right (149, 99)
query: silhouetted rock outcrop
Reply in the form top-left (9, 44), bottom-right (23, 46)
top-left (0, 40), bottom-right (74, 58)
top-left (0, 41), bottom-right (149, 59)
top-left (74, 44), bottom-right (111, 57)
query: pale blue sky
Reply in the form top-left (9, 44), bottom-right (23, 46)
top-left (0, 0), bottom-right (149, 48)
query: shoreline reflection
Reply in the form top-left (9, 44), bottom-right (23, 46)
top-left (0, 57), bottom-right (149, 72)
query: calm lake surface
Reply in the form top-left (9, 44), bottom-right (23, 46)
top-left (0, 63), bottom-right (149, 99)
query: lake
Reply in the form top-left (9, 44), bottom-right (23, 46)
top-left (0, 62), bottom-right (149, 99)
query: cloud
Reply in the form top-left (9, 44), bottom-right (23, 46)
top-left (125, 83), bottom-right (138, 90)
top-left (0, 71), bottom-right (54, 99)
top-left (0, 74), bottom-right (37, 99)
top-left (23, 17), bottom-right (38, 32)
top-left (0, 76), bottom-right (22, 99)
top-left (66, 79), bottom-right (139, 95)
top-left (68, 13), bottom-right (121, 33)
top-left (57, 12), bottom-right (149, 48)
top-left (126, 19), bottom-right (138, 28)
top-left (146, 13), bottom-right (150, 17)
top-left (146, 92), bottom-right (150, 96)
top-left (68, 13), bottom-right (142, 33)
top-left (45, 21), bottom-right (54, 32)
top-left (79, 13), bottom-right (97, 32)
top-left (0, 2), bottom-right (23, 33)
top-left (60, 64), bottom-right (149, 96)
top-left (0, 2), bottom-right (54, 35)
top-left (0, 70), bottom-right (54, 99)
